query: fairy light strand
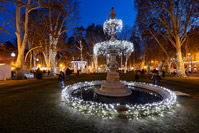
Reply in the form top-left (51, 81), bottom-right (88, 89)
top-left (62, 81), bottom-right (177, 119)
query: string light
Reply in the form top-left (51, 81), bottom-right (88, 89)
top-left (62, 81), bottom-right (177, 119)
top-left (103, 19), bottom-right (123, 36)
top-left (94, 40), bottom-right (134, 57)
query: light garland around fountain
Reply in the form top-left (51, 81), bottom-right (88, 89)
top-left (62, 81), bottom-right (177, 119)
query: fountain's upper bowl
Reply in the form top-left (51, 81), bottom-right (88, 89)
top-left (93, 39), bottom-right (134, 57)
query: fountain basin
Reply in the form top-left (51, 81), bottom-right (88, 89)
top-left (62, 81), bottom-right (177, 119)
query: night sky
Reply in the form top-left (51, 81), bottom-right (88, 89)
top-left (0, 0), bottom-right (136, 42)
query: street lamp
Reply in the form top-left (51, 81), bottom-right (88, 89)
top-left (10, 52), bottom-right (16, 66)
top-left (60, 64), bottom-right (63, 71)
top-left (11, 52), bottom-right (16, 57)
top-left (187, 53), bottom-right (192, 73)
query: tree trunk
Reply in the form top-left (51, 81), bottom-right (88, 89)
top-left (30, 51), bottom-right (32, 70)
top-left (121, 54), bottom-right (123, 69)
top-left (15, 3), bottom-right (24, 79)
top-left (15, 0), bottom-right (30, 79)
top-left (133, 52), bottom-right (136, 71)
top-left (50, 50), bottom-right (57, 75)
top-left (176, 35), bottom-right (186, 77)
top-left (124, 60), bottom-right (127, 73)
top-left (159, 60), bottom-right (165, 73)
top-left (95, 56), bottom-right (98, 72)
top-left (147, 61), bottom-right (150, 74)
top-left (140, 53), bottom-right (145, 70)
top-left (33, 53), bottom-right (36, 67)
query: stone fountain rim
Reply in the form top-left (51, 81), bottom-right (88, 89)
top-left (61, 80), bottom-right (177, 119)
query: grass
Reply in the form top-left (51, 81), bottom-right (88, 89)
top-left (1, 71), bottom-right (199, 98)
top-left (0, 72), bottom-right (199, 132)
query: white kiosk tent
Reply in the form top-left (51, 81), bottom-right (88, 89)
top-left (71, 61), bottom-right (88, 73)
top-left (0, 64), bottom-right (11, 80)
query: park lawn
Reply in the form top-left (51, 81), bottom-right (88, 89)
top-left (0, 72), bottom-right (199, 99)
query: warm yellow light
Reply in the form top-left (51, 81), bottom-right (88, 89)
top-left (131, 67), bottom-right (134, 70)
top-left (151, 60), bottom-right (154, 63)
top-left (60, 64), bottom-right (63, 67)
top-left (188, 53), bottom-right (191, 56)
top-left (37, 64), bottom-right (41, 68)
top-left (11, 67), bottom-right (15, 70)
top-left (144, 66), bottom-right (147, 69)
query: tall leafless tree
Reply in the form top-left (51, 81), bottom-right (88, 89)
top-left (134, 0), bottom-right (199, 77)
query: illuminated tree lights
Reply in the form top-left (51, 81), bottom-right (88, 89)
top-left (62, 81), bottom-right (177, 119)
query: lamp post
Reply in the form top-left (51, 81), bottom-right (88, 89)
top-left (60, 64), bottom-right (63, 72)
top-left (10, 52), bottom-right (16, 66)
top-left (151, 60), bottom-right (154, 70)
top-left (11, 52), bottom-right (16, 57)
top-left (187, 53), bottom-right (192, 73)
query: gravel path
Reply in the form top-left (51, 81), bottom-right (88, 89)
top-left (0, 77), bottom-right (199, 133)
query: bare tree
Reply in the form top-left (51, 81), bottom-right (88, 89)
top-left (14, 0), bottom-right (43, 78)
top-left (44, 0), bottom-right (79, 75)
top-left (134, 0), bottom-right (199, 77)
top-left (85, 24), bottom-right (107, 69)
top-left (14, 0), bottom-right (79, 76)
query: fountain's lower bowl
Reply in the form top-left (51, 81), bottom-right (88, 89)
top-left (61, 81), bottom-right (177, 119)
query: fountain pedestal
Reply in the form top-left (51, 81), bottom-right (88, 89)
top-left (96, 71), bottom-right (132, 97)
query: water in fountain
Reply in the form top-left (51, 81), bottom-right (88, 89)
top-left (71, 86), bottom-right (163, 105)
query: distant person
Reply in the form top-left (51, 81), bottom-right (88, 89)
top-left (48, 70), bottom-right (50, 75)
top-left (58, 71), bottom-right (65, 88)
top-left (152, 72), bottom-right (162, 86)
top-left (11, 70), bottom-right (16, 79)
top-left (77, 70), bottom-right (79, 76)
top-left (162, 70), bottom-right (165, 78)
top-left (65, 68), bottom-right (71, 76)
top-left (135, 71), bottom-right (139, 82)
top-left (152, 69), bottom-right (158, 74)
top-left (141, 69), bottom-right (145, 74)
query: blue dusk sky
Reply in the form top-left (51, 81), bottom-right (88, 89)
top-left (0, 0), bottom-right (137, 42)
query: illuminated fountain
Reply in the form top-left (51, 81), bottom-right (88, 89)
top-left (62, 8), bottom-right (177, 119)
top-left (94, 7), bottom-right (133, 97)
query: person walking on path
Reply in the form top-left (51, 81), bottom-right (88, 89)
top-left (152, 72), bottom-right (161, 86)
top-left (58, 71), bottom-right (66, 88)
top-left (135, 71), bottom-right (139, 82)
